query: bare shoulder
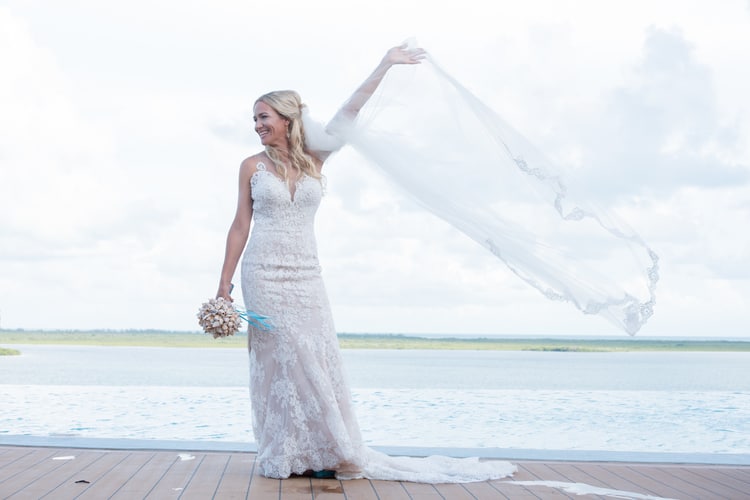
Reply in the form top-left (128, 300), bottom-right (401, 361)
top-left (240, 152), bottom-right (268, 177)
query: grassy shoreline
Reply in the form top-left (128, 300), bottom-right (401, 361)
top-left (1, 329), bottom-right (749, 352)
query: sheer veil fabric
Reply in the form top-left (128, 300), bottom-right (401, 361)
top-left (314, 47), bottom-right (658, 335)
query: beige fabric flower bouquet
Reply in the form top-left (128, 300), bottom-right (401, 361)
top-left (196, 297), bottom-right (271, 338)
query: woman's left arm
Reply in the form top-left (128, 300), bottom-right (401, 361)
top-left (337, 44), bottom-right (426, 121)
top-left (306, 44), bottom-right (426, 163)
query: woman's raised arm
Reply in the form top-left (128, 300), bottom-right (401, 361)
top-left (305, 44), bottom-right (426, 160)
top-left (337, 44), bottom-right (426, 121)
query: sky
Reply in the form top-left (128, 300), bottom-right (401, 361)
top-left (1, 0), bottom-right (749, 337)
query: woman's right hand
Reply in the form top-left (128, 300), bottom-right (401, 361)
top-left (216, 282), bottom-right (233, 302)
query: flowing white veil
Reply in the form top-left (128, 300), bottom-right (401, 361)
top-left (309, 46), bottom-right (658, 336)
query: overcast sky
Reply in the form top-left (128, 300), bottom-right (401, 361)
top-left (1, 0), bottom-right (749, 337)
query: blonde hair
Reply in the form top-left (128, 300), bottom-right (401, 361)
top-left (255, 90), bottom-right (321, 181)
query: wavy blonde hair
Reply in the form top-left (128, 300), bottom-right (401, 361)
top-left (255, 90), bottom-right (321, 181)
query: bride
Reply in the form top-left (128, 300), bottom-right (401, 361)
top-left (215, 44), bottom-right (517, 482)
top-left (215, 36), bottom-right (657, 481)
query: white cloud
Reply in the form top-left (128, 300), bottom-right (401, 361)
top-left (0, 9), bottom-right (126, 258)
top-left (553, 28), bottom-right (748, 200)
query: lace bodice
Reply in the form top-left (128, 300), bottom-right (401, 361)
top-left (249, 162), bottom-right (322, 236)
top-left (243, 163), bottom-right (325, 302)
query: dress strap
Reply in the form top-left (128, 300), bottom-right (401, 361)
top-left (256, 162), bottom-right (267, 171)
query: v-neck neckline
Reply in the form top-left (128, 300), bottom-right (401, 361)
top-left (256, 161), bottom-right (307, 202)
top-left (255, 168), bottom-right (306, 203)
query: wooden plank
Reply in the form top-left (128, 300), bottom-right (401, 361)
top-left (213, 452), bottom-right (255, 499)
top-left (279, 476), bottom-right (315, 500)
top-left (626, 464), bottom-right (703, 499)
top-left (179, 452), bottom-right (231, 499)
top-left (3, 449), bottom-right (94, 498)
top-left (75, 452), bottom-right (155, 500)
top-left (0, 447), bottom-right (58, 488)
top-left (713, 465), bottom-right (750, 484)
top-left (531, 462), bottom-right (578, 483)
top-left (75, 451), bottom-right (158, 499)
top-left (485, 463), bottom-right (543, 499)
top-left (0, 446), bottom-right (40, 464)
top-left (541, 462), bottom-right (612, 499)
top-left (489, 480), bottom-right (540, 500)
top-left (526, 461), bottom-right (605, 499)
top-left (0, 448), bottom-right (42, 483)
top-left (513, 463), bottom-right (571, 498)
top-left (542, 462), bottom-right (609, 499)
top-left (579, 463), bottom-right (661, 497)
top-left (492, 461), bottom-right (607, 500)
top-left (143, 452), bottom-right (204, 499)
top-left (618, 464), bottom-right (700, 499)
top-left (107, 450), bottom-right (182, 498)
top-left (432, 482), bottom-right (478, 499)
top-left (463, 479), bottom-right (515, 499)
top-left (38, 449), bottom-right (132, 499)
top-left (340, 478), bottom-right (379, 500)
top-left (686, 465), bottom-right (750, 497)
top-left (310, 477), bottom-right (347, 499)
top-left (505, 463), bottom-right (536, 482)
top-left (246, 466), bottom-right (281, 499)
top-left (3, 446), bottom-right (750, 500)
top-left (399, 481), bottom-right (445, 499)
top-left (643, 464), bottom-right (746, 499)
top-left (367, 479), bottom-right (412, 499)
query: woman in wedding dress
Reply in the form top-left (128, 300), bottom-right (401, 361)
top-left (215, 44), bottom-right (517, 482)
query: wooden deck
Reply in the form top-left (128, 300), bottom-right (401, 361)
top-left (1, 445), bottom-right (748, 499)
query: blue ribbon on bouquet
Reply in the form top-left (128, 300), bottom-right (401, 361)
top-left (236, 308), bottom-right (273, 331)
top-left (229, 283), bottom-right (272, 331)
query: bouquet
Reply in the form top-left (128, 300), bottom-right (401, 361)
top-left (197, 297), bottom-right (272, 338)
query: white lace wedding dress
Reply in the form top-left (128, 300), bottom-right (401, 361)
top-left (240, 162), bottom-right (516, 482)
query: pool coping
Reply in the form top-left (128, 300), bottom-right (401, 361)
top-left (1, 435), bottom-right (748, 466)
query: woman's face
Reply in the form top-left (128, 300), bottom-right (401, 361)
top-left (253, 101), bottom-right (289, 148)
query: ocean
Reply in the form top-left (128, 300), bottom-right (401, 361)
top-left (1, 344), bottom-right (748, 454)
